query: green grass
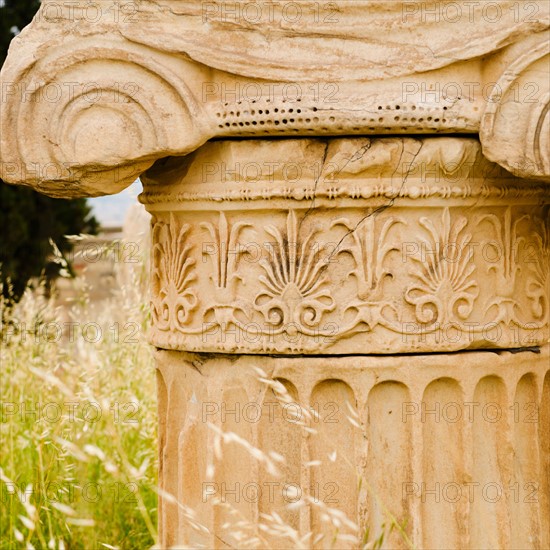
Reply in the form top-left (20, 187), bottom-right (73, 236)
top-left (1, 277), bottom-right (158, 549)
top-left (0, 262), bottom-right (413, 549)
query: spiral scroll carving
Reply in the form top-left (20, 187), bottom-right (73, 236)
top-left (480, 31), bottom-right (550, 181)
top-left (1, 4), bottom-right (549, 194)
top-left (0, 36), bottom-right (205, 197)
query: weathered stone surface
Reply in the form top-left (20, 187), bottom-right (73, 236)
top-left (123, 1), bottom-right (546, 82)
top-left (156, 347), bottom-right (550, 549)
top-left (141, 137), bottom-right (549, 354)
top-left (2, 2), bottom-right (550, 548)
top-left (145, 136), bottom-right (549, 548)
top-left (0, 1), bottom-right (549, 196)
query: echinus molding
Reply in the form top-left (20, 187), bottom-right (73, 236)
top-left (0, 1), bottom-right (549, 197)
top-left (140, 137), bottom-right (550, 355)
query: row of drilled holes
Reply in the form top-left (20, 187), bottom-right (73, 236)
top-left (217, 106), bottom-right (314, 118)
top-left (215, 102), bottom-right (460, 130)
top-left (218, 116), bottom-right (451, 130)
top-left (216, 107), bottom-right (453, 119)
top-left (221, 98), bottom-right (305, 106)
top-left (379, 104), bottom-right (450, 111)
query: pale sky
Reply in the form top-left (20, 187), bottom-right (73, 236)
top-left (88, 179), bottom-right (143, 228)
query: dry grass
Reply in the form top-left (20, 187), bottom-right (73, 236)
top-left (1, 239), bottom-right (412, 549)
top-left (1, 268), bottom-right (158, 549)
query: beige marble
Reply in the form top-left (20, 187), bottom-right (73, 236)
top-left (0, 1), bottom-right (549, 196)
top-left (141, 137), bottom-right (549, 355)
top-left (1, 2), bottom-right (549, 548)
top-left (156, 347), bottom-right (549, 549)
top-left (142, 137), bottom-right (549, 548)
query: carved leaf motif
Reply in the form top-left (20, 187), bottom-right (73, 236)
top-left (477, 207), bottom-right (528, 325)
top-left (255, 210), bottom-right (334, 334)
top-left (200, 212), bottom-right (251, 294)
top-left (151, 213), bottom-right (197, 332)
top-left (332, 215), bottom-right (404, 301)
top-left (525, 217), bottom-right (550, 324)
top-left (200, 212), bottom-right (251, 329)
top-left (405, 208), bottom-right (478, 327)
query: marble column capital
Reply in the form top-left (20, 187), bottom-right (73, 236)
top-left (140, 137), bottom-right (549, 354)
top-left (0, 1), bottom-right (548, 196)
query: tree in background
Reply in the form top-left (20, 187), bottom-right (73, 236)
top-left (0, 0), bottom-right (99, 301)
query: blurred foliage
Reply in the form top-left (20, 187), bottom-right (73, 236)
top-left (0, 0), bottom-right (100, 302)
top-left (0, 0), bottom-right (41, 59)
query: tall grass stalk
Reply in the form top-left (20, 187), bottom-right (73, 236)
top-left (1, 269), bottom-right (157, 550)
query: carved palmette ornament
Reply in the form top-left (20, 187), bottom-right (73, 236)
top-left (151, 213), bottom-right (198, 333)
top-left (141, 137), bottom-right (549, 354)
